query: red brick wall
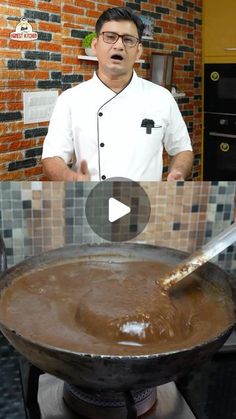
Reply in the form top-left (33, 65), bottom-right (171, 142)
top-left (0, 0), bottom-right (61, 180)
top-left (0, 0), bottom-right (202, 180)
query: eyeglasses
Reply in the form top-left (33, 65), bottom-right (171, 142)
top-left (100, 31), bottom-right (140, 48)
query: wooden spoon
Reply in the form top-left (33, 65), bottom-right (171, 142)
top-left (160, 222), bottom-right (236, 291)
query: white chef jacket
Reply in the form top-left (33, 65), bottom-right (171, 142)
top-left (42, 71), bottom-right (192, 181)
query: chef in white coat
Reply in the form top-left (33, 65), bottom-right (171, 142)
top-left (42, 7), bottom-right (193, 181)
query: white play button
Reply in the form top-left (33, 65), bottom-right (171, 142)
top-left (108, 198), bottom-right (131, 223)
top-left (85, 178), bottom-right (151, 241)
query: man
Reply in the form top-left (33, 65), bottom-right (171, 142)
top-left (42, 7), bottom-right (193, 181)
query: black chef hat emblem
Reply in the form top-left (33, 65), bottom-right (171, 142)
top-left (141, 119), bottom-right (155, 134)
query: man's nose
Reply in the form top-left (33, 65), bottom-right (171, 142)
top-left (114, 36), bottom-right (124, 48)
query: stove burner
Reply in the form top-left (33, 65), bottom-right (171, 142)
top-left (18, 360), bottom-right (197, 419)
top-left (63, 383), bottom-right (157, 419)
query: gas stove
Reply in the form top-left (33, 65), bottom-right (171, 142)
top-left (18, 356), bottom-right (195, 419)
top-left (37, 374), bottom-right (195, 419)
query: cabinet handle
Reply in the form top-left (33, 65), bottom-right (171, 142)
top-left (224, 48), bottom-right (236, 51)
top-left (209, 132), bottom-right (236, 139)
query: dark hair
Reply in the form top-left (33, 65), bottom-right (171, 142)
top-left (95, 7), bottom-right (145, 41)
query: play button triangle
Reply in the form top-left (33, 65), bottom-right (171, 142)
top-left (108, 198), bottom-right (131, 223)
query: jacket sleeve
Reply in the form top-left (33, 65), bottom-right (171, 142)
top-left (163, 94), bottom-right (193, 156)
top-left (42, 90), bottom-right (74, 164)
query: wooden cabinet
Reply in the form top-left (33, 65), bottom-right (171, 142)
top-left (203, 0), bottom-right (236, 63)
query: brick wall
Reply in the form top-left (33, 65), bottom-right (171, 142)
top-left (0, 0), bottom-right (61, 180)
top-left (0, 0), bottom-right (202, 180)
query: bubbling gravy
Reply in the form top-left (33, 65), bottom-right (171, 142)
top-left (0, 260), bottom-right (235, 355)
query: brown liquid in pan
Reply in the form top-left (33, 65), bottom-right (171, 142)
top-left (0, 260), bottom-right (235, 355)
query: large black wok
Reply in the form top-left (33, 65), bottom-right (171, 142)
top-left (0, 243), bottom-right (235, 392)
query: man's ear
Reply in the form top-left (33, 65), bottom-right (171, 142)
top-left (136, 43), bottom-right (143, 60)
top-left (91, 37), bottom-right (97, 55)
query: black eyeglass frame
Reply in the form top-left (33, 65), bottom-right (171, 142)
top-left (100, 31), bottom-right (140, 47)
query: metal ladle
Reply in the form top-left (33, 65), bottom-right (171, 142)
top-left (160, 222), bottom-right (236, 291)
